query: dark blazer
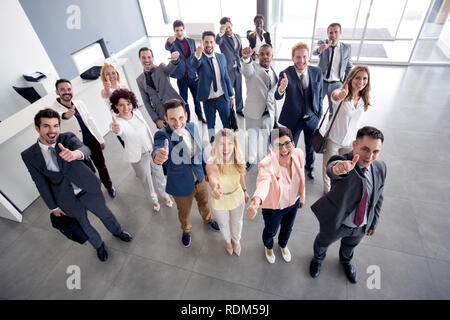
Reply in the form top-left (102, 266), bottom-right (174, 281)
top-left (152, 122), bottom-right (207, 197)
top-left (246, 30), bottom-right (272, 49)
top-left (21, 132), bottom-right (101, 213)
top-left (215, 33), bottom-right (242, 73)
top-left (311, 151), bottom-right (387, 234)
top-left (165, 37), bottom-right (197, 80)
top-left (275, 65), bottom-right (323, 130)
top-left (190, 52), bottom-right (234, 102)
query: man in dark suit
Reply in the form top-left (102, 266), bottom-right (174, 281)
top-left (275, 42), bottom-right (323, 179)
top-left (310, 126), bottom-right (387, 283)
top-left (191, 30), bottom-right (235, 144)
top-left (216, 17), bottom-right (243, 116)
top-left (21, 108), bottom-right (132, 262)
top-left (165, 20), bottom-right (206, 124)
top-left (313, 22), bottom-right (353, 119)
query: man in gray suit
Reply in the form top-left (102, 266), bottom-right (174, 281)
top-left (21, 109), bottom-right (132, 262)
top-left (310, 126), bottom-right (387, 283)
top-left (313, 23), bottom-right (353, 119)
top-left (136, 47), bottom-right (185, 129)
top-left (241, 44), bottom-right (278, 169)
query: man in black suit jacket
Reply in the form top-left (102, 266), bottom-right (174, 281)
top-left (21, 108), bottom-right (132, 262)
top-left (310, 126), bottom-right (387, 283)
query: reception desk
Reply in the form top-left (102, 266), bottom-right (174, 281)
top-left (0, 58), bottom-right (137, 222)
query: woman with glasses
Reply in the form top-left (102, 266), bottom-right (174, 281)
top-left (246, 127), bottom-right (305, 264)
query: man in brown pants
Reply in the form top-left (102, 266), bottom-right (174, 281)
top-left (153, 99), bottom-right (220, 247)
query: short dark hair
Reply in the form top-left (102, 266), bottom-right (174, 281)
top-left (259, 43), bottom-right (272, 51)
top-left (220, 17), bottom-right (231, 25)
top-left (270, 127), bottom-right (294, 146)
top-left (356, 126), bottom-right (384, 143)
top-left (254, 14), bottom-right (264, 23)
top-left (164, 98), bottom-right (185, 115)
top-left (34, 108), bottom-right (61, 127)
top-left (109, 89), bottom-right (138, 114)
top-left (173, 20), bottom-right (184, 30)
top-left (202, 30), bottom-right (215, 40)
top-left (138, 47), bottom-right (153, 58)
top-left (328, 23), bottom-right (342, 32)
top-left (55, 78), bottom-right (71, 89)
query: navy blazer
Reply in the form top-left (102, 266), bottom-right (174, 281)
top-left (190, 52), bottom-right (234, 102)
top-left (165, 37), bottom-right (197, 80)
top-left (21, 132), bottom-right (101, 212)
top-left (311, 152), bottom-right (387, 234)
top-left (152, 122), bottom-right (207, 197)
top-left (275, 65), bottom-right (323, 130)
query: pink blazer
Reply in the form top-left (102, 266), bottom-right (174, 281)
top-left (253, 148), bottom-right (306, 210)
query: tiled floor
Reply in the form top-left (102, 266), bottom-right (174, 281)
top-left (1, 38), bottom-right (449, 299)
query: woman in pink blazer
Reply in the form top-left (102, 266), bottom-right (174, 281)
top-left (246, 127), bottom-right (305, 264)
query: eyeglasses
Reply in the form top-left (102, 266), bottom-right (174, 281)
top-left (275, 140), bottom-right (292, 149)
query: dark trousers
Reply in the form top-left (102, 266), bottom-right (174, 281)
top-left (313, 224), bottom-right (366, 265)
top-left (322, 81), bottom-right (342, 120)
top-left (290, 115), bottom-right (320, 172)
top-left (70, 191), bottom-right (122, 249)
top-left (262, 199), bottom-right (299, 249)
top-left (229, 67), bottom-right (243, 112)
top-left (204, 96), bottom-right (230, 143)
top-left (177, 77), bottom-right (203, 122)
top-left (84, 137), bottom-right (112, 189)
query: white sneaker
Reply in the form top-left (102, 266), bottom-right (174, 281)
top-left (265, 248), bottom-right (275, 264)
top-left (280, 246), bottom-right (291, 262)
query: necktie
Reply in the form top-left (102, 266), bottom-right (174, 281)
top-left (354, 167), bottom-right (368, 226)
top-left (326, 46), bottom-right (336, 79)
top-left (265, 69), bottom-right (271, 89)
top-left (48, 146), bottom-right (60, 170)
top-left (300, 73), bottom-right (307, 89)
top-left (208, 57), bottom-right (218, 92)
top-left (145, 71), bottom-right (156, 90)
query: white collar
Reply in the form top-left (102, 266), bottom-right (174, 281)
top-left (38, 139), bottom-right (56, 151)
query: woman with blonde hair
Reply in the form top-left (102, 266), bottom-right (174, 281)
top-left (206, 129), bottom-right (249, 256)
top-left (322, 65), bottom-right (372, 194)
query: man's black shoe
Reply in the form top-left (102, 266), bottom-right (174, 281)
top-left (236, 111), bottom-right (244, 117)
top-left (96, 242), bottom-right (108, 262)
top-left (309, 260), bottom-right (321, 278)
top-left (342, 263), bottom-right (358, 283)
top-left (199, 116), bottom-right (207, 124)
top-left (307, 170), bottom-right (315, 180)
top-left (114, 231), bottom-right (133, 242)
top-left (107, 186), bottom-right (116, 198)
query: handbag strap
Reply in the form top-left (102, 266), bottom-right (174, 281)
top-left (319, 100), bottom-right (344, 139)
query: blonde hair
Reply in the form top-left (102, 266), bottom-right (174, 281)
top-left (208, 129), bottom-right (245, 175)
top-left (100, 63), bottom-right (122, 85)
top-left (343, 65), bottom-right (371, 111)
top-left (291, 42), bottom-right (310, 57)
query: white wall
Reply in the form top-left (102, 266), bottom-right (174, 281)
top-left (0, 0), bottom-right (58, 121)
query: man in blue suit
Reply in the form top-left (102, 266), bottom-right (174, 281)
top-left (153, 99), bottom-right (220, 247)
top-left (165, 20), bottom-right (207, 124)
top-left (275, 42), bottom-right (323, 180)
top-left (191, 30), bottom-right (235, 144)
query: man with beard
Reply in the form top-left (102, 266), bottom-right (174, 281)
top-left (241, 44), bottom-right (278, 170)
top-left (52, 79), bottom-right (116, 198)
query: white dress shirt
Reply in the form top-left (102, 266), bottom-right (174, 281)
top-left (326, 42), bottom-right (341, 82)
top-left (203, 53), bottom-right (225, 99)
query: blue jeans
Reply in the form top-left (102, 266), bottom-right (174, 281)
top-left (177, 77), bottom-right (203, 122)
top-left (204, 96), bottom-right (230, 143)
top-left (262, 199), bottom-right (299, 249)
top-left (290, 115), bottom-right (320, 172)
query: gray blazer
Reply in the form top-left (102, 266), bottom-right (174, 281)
top-left (216, 33), bottom-right (243, 74)
top-left (136, 61), bottom-right (184, 123)
top-left (21, 132), bottom-right (101, 213)
top-left (311, 151), bottom-right (387, 235)
top-left (241, 58), bottom-right (278, 120)
top-left (314, 42), bottom-right (353, 82)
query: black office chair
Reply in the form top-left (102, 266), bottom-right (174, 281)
top-left (13, 86), bottom-right (41, 104)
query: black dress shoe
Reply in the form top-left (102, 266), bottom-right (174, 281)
top-left (246, 162), bottom-right (253, 171)
top-left (107, 186), bottom-right (116, 198)
top-left (96, 242), bottom-right (108, 262)
top-left (306, 170), bottom-right (315, 180)
top-left (114, 231), bottom-right (133, 242)
top-left (236, 111), bottom-right (244, 117)
top-left (198, 116), bottom-right (207, 124)
top-left (342, 263), bottom-right (358, 283)
top-left (309, 260), bottom-right (321, 278)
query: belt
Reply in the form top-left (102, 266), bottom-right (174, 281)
top-left (75, 190), bottom-right (87, 198)
top-left (222, 185), bottom-right (240, 195)
top-left (207, 94), bottom-right (224, 102)
top-left (324, 80), bottom-right (340, 84)
top-left (301, 114), bottom-right (311, 121)
top-left (341, 224), bottom-right (363, 230)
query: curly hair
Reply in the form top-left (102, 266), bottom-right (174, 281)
top-left (109, 88), bottom-right (138, 114)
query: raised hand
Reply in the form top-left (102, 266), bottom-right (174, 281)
top-left (154, 139), bottom-right (169, 164)
top-left (246, 196), bottom-right (261, 220)
top-left (336, 83), bottom-right (349, 101)
top-left (156, 120), bottom-right (165, 129)
top-left (169, 51), bottom-right (180, 61)
top-left (104, 76), bottom-right (112, 91)
top-left (220, 24), bottom-right (227, 34)
top-left (195, 40), bottom-right (204, 58)
top-left (332, 154), bottom-right (360, 176)
top-left (318, 41), bottom-right (330, 53)
top-left (58, 143), bottom-right (82, 162)
top-left (111, 116), bottom-right (120, 134)
top-left (212, 183), bottom-right (223, 199)
top-left (65, 105), bottom-right (76, 119)
top-left (168, 34), bottom-right (176, 44)
top-left (279, 72), bottom-right (289, 93)
top-left (242, 47), bottom-right (256, 60)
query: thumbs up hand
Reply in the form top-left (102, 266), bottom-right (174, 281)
top-left (111, 116), bottom-right (120, 134)
top-left (332, 154), bottom-right (360, 176)
top-left (58, 143), bottom-right (82, 162)
top-left (212, 183), bottom-right (223, 199)
top-left (65, 105), bottom-right (75, 119)
top-left (279, 72), bottom-right (289, 93)
top-left (169, 51), bottom-right (180, 61)
top-left (336, 83), bottom-right (349, 101)
top-left (195, 40), bottom-right (204, 58)
top-left (154, 139), bottom-right (169, 164)
top-left (246, 196), bottom-right (261, 220)
top-left (242, 47), bottom-right (256, 60)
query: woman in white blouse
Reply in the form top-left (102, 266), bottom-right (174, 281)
top-left (322, 65), bottom-right (372, 194)
top-left (110, 88), bottom-right (172, 212)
